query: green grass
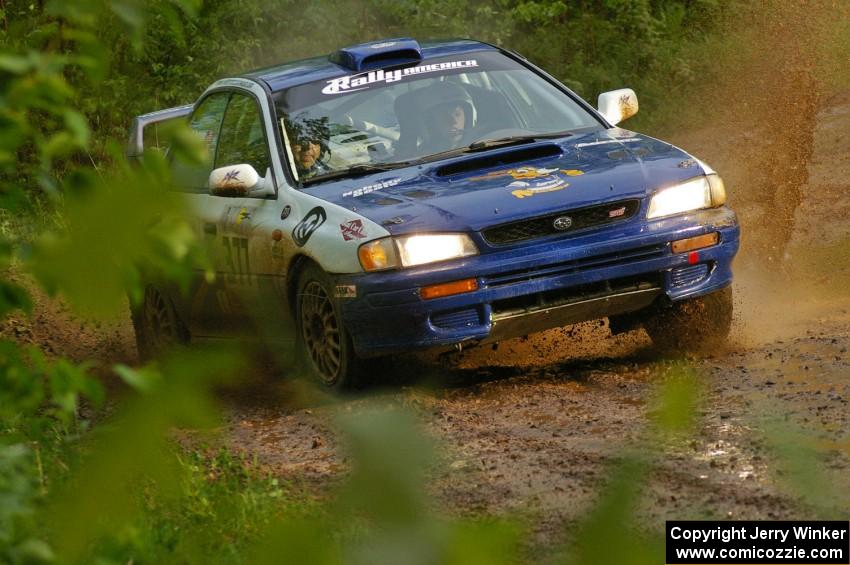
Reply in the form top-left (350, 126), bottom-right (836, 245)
top-left (88, 447), bottom-right (321, 564)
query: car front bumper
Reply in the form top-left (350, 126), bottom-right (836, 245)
top-left (335, 206), bottom-right (740, 357)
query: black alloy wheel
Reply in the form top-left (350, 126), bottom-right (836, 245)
top-left (133, 286), bottom-right (186, 361)
top-left (296, 264), bottom-right (358, 388)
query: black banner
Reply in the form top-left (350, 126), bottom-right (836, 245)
top-left (666, 521), bottom-right (849, 564)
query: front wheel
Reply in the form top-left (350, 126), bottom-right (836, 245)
top-left (295, 264), bottom-right (360, 389)
top-left (643, 286), bottom-right (733, 354)
top-left (131, 285), bottom-right (187, 362)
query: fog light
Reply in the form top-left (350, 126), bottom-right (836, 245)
top-left (420, 278), bottom-right (478, 300)
top-left (672, 232), bottom-right (719, 254)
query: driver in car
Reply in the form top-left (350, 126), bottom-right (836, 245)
top-left (420, 83), bottom-right (476, 153)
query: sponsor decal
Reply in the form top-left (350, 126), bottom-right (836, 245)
top-left (292, 206), bottom-right (326, 247)
top-left (678, 159), bottom-right (697, 168)
top-left (222, 206), bottom-right (255, 235)
top-left (608, 206), bottom-right (627, 218)
top-left (342, 177), bottom-right (402, 198)
top-left (322, 59), bottom-right (479, 95)
top-left (618, 93), bottom-right (637, 116)
top-left (470, 166), bottom-right (582, 199)
top-left (340, 219), bottom-right (366, 241)
top-left (236, 207), bottom-right (251, 225)
top-left (334, 285), bottom-right (357, 298)
top-left (223, 169), bottom-right (240, 183)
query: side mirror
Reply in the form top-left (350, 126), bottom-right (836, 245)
top-left (208, 164), bottom-right (275, 197)
top-left (597, 88), bottom-right (639, 126)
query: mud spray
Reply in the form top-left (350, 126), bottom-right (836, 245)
top-left (670, 0), bottom-right (850, 347)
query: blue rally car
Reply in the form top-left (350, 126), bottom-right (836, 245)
top-left (128, 38), bottom-right (739, 388)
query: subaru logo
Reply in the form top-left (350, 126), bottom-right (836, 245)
top-left (553, 216), bottom-right (573, 231)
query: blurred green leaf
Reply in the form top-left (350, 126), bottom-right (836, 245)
top-left (761, 414), bottom-right (848, 515)
top-left (649, 363), bottom-right (700, 436)
top-left (114, 363), bottom-right (163, 394)
top-left (565, 455), bottom-right (662, 565)
top-left (62, 109), bottom-right (90, 148)
top-left (13, 538), bottom-right (56, 563)
top-left (158, 119), bottom-right (208, 166)
top-left (0, 54), bottom-right (32, 74)
top-left (28, 149), bottom-right (206, 317)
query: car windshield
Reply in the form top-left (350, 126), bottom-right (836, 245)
top-left (273, 50), bottom-right (602, 184)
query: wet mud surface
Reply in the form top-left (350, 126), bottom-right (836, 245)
top-left (222, 308), bottom-right (850, 541)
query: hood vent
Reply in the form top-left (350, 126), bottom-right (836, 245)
top-left (330, 38), bottom-right (422, 71)
top-left (436, 144), bottom-right (563, 178)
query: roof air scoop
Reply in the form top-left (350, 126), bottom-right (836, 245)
top-left (330, 38), bottom-right (422, 72)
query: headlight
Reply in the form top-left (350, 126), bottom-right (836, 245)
top-left (396, 233), bottom-right (477, 267)
top-left (358, 233), bottom-right (478, 272)
top-left (647, 174), bottom-right (725, 219)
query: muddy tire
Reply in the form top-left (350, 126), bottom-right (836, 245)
top-left (131, 285), bottom-right (188, 362)
top-left (295, 264), bottom-right (359, 389)
top-left (644, 286), bottom-right (733, 354)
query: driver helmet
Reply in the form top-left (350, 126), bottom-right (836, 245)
top-left (420, 82), bottom-right (476, 139)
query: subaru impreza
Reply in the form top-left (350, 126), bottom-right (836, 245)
top-left (128, 38), bottom-right (739, 387)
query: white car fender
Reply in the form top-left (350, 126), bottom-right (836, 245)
top-left (279, 189), bottom-right (390, 275)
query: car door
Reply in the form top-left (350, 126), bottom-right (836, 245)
top-left (166, 91), bottom-right (236, 337)
top-left (172, 90), bottom-right (268, 338)
top-left (209, 91), bottom-right (285, 334)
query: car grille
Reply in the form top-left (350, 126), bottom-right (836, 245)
top-left (483, 242), bottom-right (667, 288)
top-left (482, 199), bottom-right (641, 245)
top-left (491, 274), bottom-right (662, 316)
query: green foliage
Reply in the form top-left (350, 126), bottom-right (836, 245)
top-left (45, 347), bottom-right (243, 561)
top-left (0, 341), bottom-right (103, 562)
top-left (0, 1), bottom-right (211, 561)
top-left (101, 448), bottom-right (295, 564)
top-left (648, 362), bottom-right (701, 437)
top-left (29, 145), bottom-right (206, 316)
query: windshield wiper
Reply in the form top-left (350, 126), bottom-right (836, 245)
top-left (301, 161), bottom-right (414, 186)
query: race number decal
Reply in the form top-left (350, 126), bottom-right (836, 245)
top-left (222, 236), bottom-right (250, 281)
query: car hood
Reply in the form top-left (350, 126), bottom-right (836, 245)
top-left (305, 129), bottom-right (706, 236)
